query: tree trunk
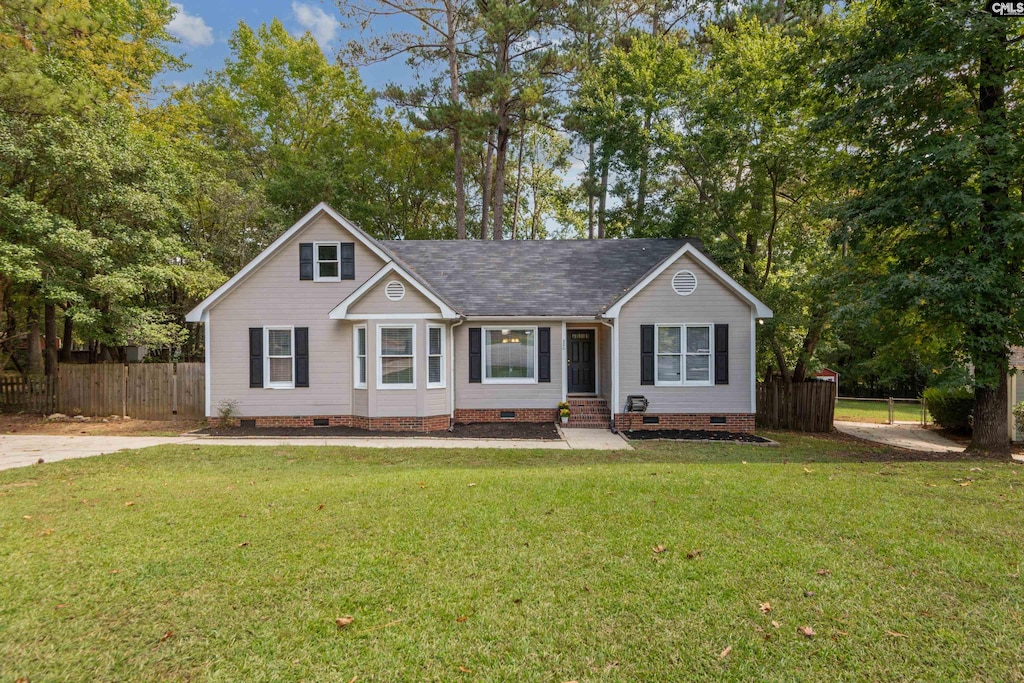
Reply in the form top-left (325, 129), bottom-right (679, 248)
top-left (597, 151), bottom-right (610, 238)
top-left (26, 306), bottom-right (42, 375)
top-left (44, 302), bottom-right (57, 377)
top-left (510, 124), bottom-right (526, 239)
top-left (446, 0), bottom-right (467, 239)
top-left (634, 110), bottom-right (653, 234)
top-left (969, 24), bottom-right (1010, 455)
top-left (480, 129), bottom-right (495, 240)
top-left (492, 110), bottom-right (511, 240)
top-left (60, 310), bottom-right (73, 362)
top-left (970, 368), bottom-right (1009, 455)
top-left (587, 141), bottom-right (596, 239)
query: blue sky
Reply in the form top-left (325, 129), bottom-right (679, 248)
top-left (161, 0), bottom-right (409, 90)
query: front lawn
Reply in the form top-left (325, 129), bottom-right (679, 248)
top-left (834, 398), bottom-right (929, 424)
top-left (2, 434), bottom-right (1021, 681)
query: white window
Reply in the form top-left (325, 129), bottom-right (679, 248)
top-left (483, 327), bottom-right (536, 384)
top-left (314, 242), bottom-right (340, 282)
top-left (427, 325), bottom-right (445, 388)
top-left (655, 324), bottom-right (713, 387)
top-left (264, 327), bottom-right (294, 389)
top-left (378, 325), bottom-right (415, 389)
top-left (354, 325), bottom-right (367, 389)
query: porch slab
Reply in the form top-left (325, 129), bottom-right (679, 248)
top-left (559, 428), bottom-right (632, 451)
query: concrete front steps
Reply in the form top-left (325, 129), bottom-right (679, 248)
top-left (567, 397), bottom-right (611, 429)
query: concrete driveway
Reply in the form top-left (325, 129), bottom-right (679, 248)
top-left (0, 429), bottom-right (630, 472)
top-left (834, 421), bottom-right (965, 453)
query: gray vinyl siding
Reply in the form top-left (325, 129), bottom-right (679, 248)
top-left (454, 321), bottom-right (563, 409)
top-left (207, 213), bottom-right (383, 417)
top-left (348, 273), bottom-right (440, 315)
top-left (616, 253), bottom-right (753, 414)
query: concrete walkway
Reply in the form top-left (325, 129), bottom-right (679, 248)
top-left (0, 428), bottom-right (631, 472)
top-left (834, 421), bottom-right (965, 453)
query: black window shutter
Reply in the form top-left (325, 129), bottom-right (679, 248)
top-left (469, 327), bottom-right (482, 383)
top-left (295, 327), bottom-right (309, 387)
top-left (714, 324), bottom-right (729, 385)
top-left (641, 325), bottom-right (655, 385)
top-left (299, 243), bottom-right (314, 280)
top-left (538, 327), bottom-right (551, 383)
top-left (340, 243), bottom-right (355, 280)
top-left (249, 328), bottom-right (263, 388)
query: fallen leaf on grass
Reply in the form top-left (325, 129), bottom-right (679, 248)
top-left (816, 568), bottom-right (831, 576)
top-left (771, 620), bottom-right (780, 629)
top-left (125, 501), bottom-right (135, 507)
top-left (718, 645), bottom-right (732, 659)
top-left (316, 503), bottom-right (324, 511)
top-left (803, 467), bottom-right (814, 473)
top-left (418, 482), bottom-right (427, 489)
top-left (41, 529), bottom-right (53, 536)
top-left (686, 549), bottom-right (703, 559)
top-left (467, 483), bottom-right (476, 487)
top-left (336, 616), bottom-right (355, 629)
top-left (652, 544), bottom-right (667, 554)
top-left (456, 615), bottom-right (468, 623)
top-left (238, 542), bottom-right (249, 548)
top-left (348, 676), bottom-right (358, 683)
top-left (798, 625), bottom-right (815, 638)
top-left (835, 630), bottom-right (848, 636)
top-left (886, 630), bottom-right (908, 638)
top-left (759, 602), bottom-right (772, 613)
top-left (458, 666), bottom-right (472, 673)
top-left (959, 481), bottom-right (972, 487)
top-left (36, 457), bottom-right (44, 464)
top-left (160, 630), bottom-right (174, 642)
top-left (22, 515), bottom-right (31, 520)
top-left (109, 569), bottom-right (120, 575)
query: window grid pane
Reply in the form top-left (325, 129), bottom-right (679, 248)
top-left (485, 329), bottom-right (535, 379)
top-left (358, 356), bottom-right (366, 384)
top-left (269, 357), bottom-right (292, 383)
top-left (381, 357), bottom-right (413, 385)
top-left (318, 261), bottom-right (339, 278)
top-left (428, 357), bottom-right (442, 384)
top-left (657, 355), bottom-right (681, 383)
top-left (381, 328), bottom-right (413, 356)
top-left (317, 244), bottom-right (338, 261)
top-left (268, 329), bottom-right (291, 356)
top-left (658, 327), bottom-right (681, 354)
top-left (429, 327), bottom-right (442, 355)
top-left (685, 354), bottom-right (710, 382)
top-left (687, 326), bottom-right (710, 353)
top-left (357, 328), bottom-right (366, 356)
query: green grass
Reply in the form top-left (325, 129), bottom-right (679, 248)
top-left (2, 435), bottom-right (1022, 681)
top-left (835, 398), bottom-right (930, 424)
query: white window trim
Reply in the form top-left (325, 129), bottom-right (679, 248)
top-left (377, 324), bottom-right (416, 390)
top-left (313, 241), bottom-right (341, 282)
top-left (264, 326), bottom-right (295, 390)
top-left (427, 324), bottom-right (446, 389)
top-left (654, 323), bottom-right (714, 388)
top-left (482, 325), bottom-right (539, 385)
top-left (353, 325), bottom-right (367, 389)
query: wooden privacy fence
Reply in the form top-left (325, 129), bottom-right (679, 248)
top-left (1, 363), bottom-right (204, 420)
top-left (756, 380), bottom-right (835, 432)
top-left (0, 375), bottom-right (57, 414)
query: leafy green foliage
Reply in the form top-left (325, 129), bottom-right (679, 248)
top-left (923, 387), bottom-right (974, 433)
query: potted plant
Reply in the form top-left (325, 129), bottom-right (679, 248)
top-left (558, 401), bottom-right (570, 425)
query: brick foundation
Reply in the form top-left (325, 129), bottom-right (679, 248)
top-left (614, 413), bottom-right (755, 433)
top-left (208, 414), bottom-right (450, 432)
top-left (454, 408), bottom-right (557, 424)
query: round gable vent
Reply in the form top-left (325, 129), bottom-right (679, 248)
top-left (385, 280), bottom-right (406, 301)
top-left (672, 270), bottom-right (697, 296)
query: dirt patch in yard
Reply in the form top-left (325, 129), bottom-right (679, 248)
top-left (197, 421), bottom-right (561, 440)
top-left (0, 414), bottom-right (204, 436)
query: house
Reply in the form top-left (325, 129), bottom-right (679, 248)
top-left (185, 203), bottom-right (773, 432)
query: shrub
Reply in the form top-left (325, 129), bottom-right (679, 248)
top-left (217, 399), bottom-right (240, 425)
top-left (923, 387), bottom-right (974, 432)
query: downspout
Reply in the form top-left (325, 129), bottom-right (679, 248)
top-left (449, 316), bottom-right (465, 430)
top-left (599, 317), bottom-right (616, 432)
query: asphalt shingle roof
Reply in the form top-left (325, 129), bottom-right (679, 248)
top-left (382, 238), bottom-right (700, 317)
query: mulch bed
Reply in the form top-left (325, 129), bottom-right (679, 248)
top-left (196, 421), bottom-right (560, 440)
top-left (624, 429), bottom-right (773, 444)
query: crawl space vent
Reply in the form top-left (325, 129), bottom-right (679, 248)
top-left (671, 270), bottom-right (697, 296)
top-left (385, 280), bottom-right (406, 301)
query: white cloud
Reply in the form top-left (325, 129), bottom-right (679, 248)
top-left (292, 2), bottom-right (339, 47)
top-left (167, 3), bottom-right (214, 47)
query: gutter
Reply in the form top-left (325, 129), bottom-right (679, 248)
top-left (449, 316), bottom-right (466, 431)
